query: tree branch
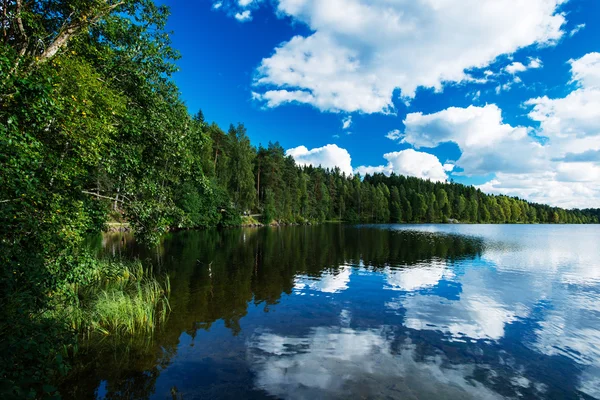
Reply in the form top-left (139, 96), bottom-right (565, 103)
top-left (82, 190), bottom-right (126, 203)
top-left (38, 1), bottom-right (125, 63)
top-left (2, 0), bottom-right (8, 44)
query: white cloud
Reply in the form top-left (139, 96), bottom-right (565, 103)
top-left (443, 163), bottom-right (455, 172)
top-left (401, 104), bottom-right (543, 176)
top-left (355, 149), bottom-right (448, 182)
top-left (212, 0), bottom-right (263, 19)
top-left (528, 57), bottom-right (543, 69)
top-left (524, 54), bottom-right (600, 146)
top-left (252, 0), bottom-right (567, 113)
top-left (342, 115), bottom-right (352, 130)
top-left (519, 56), bottom-right (600, 198)
top-left (505, 57), bottom-right (542, 74)
top-left (385, 129), bottom-right (401, 140)
top-left (387, 51), bottom-right (600, 208)
top-left (556, 162), bottom-right (600, 182)
top-left (505, 62), bottom-right (527, 74)
top-left (477, 173), bottom-right (600, 209)
top-left (569, 52), bottom-right (600, 89)
top-left (286, 144), bottom-right (353, 175)
top-left (569, 23), bottom-right (586, 37)
top-left (252, 89), bottom-right (315, 108)
top-left (402, 104), bottom-right (526, 148)
top-left (234, 9), bottom-right (252, 21)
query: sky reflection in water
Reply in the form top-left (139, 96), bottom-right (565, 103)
top-left (68, 224), bottom-right (600, 400)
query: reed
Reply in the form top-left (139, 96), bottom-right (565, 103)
top-left (56, 259), bottom-right (170, 337)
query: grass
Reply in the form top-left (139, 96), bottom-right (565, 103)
top-left (57, 259), bottom-right (170, 337)
top-left (241, 215), bottom-right (262, 226)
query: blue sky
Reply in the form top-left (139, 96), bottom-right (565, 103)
top-left (161, 0), bottom-right (600, 209)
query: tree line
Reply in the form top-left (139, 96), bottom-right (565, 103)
top-left (172, 124), bottom-right (600, 226)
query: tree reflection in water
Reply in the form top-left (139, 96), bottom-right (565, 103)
top-left (61, 225), bottom-right (599, 400)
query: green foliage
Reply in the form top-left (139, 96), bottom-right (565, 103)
top-left (227, 123), bottom-right (256, 211)
top-left (263, 189), bottom-right (276, 224)
top-left (1, 0), bottom-right (180, 397)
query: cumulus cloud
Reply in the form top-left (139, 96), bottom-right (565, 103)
top-left (483, 52), bottom-right (600, 207)
top-left (286, 144), bottom-right (353, 175)
top-left (400, 104), bottom-right (543, 176)
top-left (525, 62), bottom-right (600, 142)
top-left (355, 149), bottom-right (448, 182)
top-left (381, 52), bottom-right (600, 208)
top-left (505, 62), bottom-right (527, 74)
top-left (569, 52), bottom-right (600, 89)
top-left (252, 0), bottom-right (567, 113)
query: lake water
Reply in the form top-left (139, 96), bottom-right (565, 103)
top-left (63, 224), bottom-right (600, 399)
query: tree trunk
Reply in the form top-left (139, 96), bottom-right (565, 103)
top-left (2, 0), bottom-right (8, 44)
top-left (256, 165), bottom-right (261, 206)
top-left (38, 1), bottom-right (124, 64)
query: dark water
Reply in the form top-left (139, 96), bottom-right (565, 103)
top-left (64, 224), bottom-right (600, 399)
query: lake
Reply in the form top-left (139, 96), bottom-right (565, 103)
top-left (62, 224), bottom-right (600, 399)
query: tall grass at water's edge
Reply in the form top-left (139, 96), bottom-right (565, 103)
top-left (53, 259), bottom-right (171, 337)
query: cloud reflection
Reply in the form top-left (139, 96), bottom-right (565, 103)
top-left (387, 268), bottom-right (524, 341)
top-left (248, 326), bottom-right (505, 400)
top-left (380, 226), bottom-right (600, 398)
top-left (294, 265), bottom-right (352, 293)
top-left (384, 259), bottom-right (452, 291)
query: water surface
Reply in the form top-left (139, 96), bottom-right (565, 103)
top-left (65, 224), bottom-right (600, 399)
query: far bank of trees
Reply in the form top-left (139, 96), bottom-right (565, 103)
top-left (162, 126), bottom-right (600, 227)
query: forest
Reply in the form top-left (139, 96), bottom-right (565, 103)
top-left (187, 126), bottom-right (600, 227)
top-left (1, 0), bottom-right (599, 399)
